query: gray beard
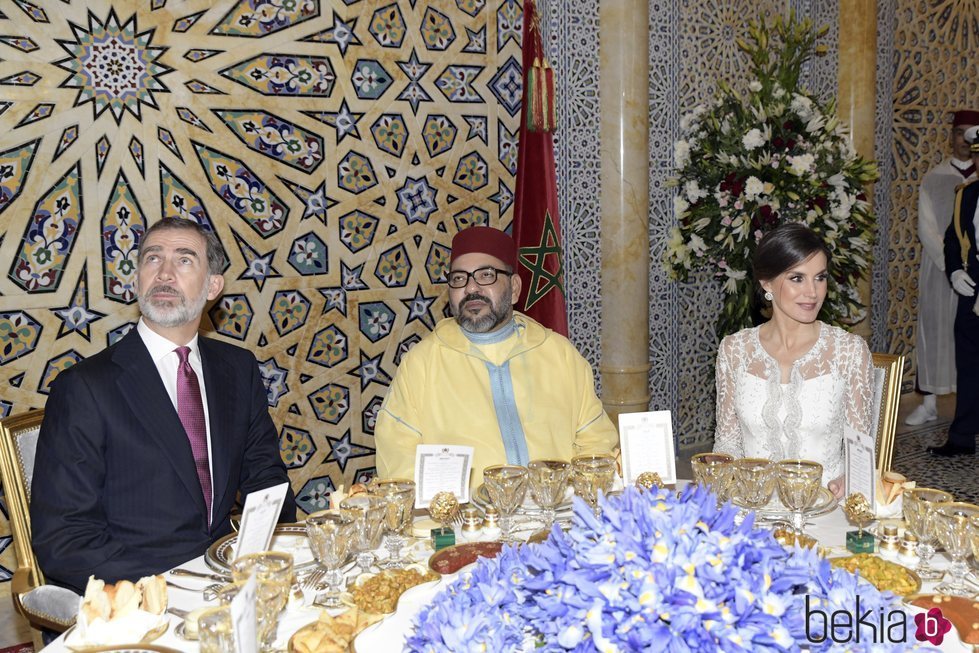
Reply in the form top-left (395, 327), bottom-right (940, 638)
top-left (137, 282), bottom-right (210, 328)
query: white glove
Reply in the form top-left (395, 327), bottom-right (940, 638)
top-left (951, 269), bottom-right (977, 296)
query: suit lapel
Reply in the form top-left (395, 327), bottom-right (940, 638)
top-left (113, 330), bottom-right (208, 519)
top-left (200, 338), bottom-right (234, 520)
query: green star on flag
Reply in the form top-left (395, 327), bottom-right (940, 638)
top-left (518, 210), bottom-right (565, 311)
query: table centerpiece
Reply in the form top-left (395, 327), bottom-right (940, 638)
top-left (406, 485), bottom-right (937, 652)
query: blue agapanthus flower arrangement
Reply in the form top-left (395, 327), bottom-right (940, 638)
top-left (408, 485), bottom-right (938, 652)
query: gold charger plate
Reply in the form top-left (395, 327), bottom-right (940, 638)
top-left (428, 541), bottom-right (504, 575)
top-left (63, 621), bottom-right (169, 653)
top-left (205, 523), bottom-right (315, 573)
top-left (829, 553), bottom-right (922, 596)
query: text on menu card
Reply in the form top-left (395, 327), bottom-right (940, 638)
top-left (234, 482), bottom-right (289, 559)
top-left (414, 445), bottom-right (473, 508)
top-left (619, 411), bottom-right (677, 485)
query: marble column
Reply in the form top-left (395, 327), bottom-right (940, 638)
top-left (598, 0), bottom-right (651, 425)
top-left (838, 0), bottom-right (877, 339)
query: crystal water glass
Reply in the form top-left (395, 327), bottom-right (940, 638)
top-left (571, 454), bottom-right (616, 517)
top-left (483, 464), bottom-right (529, 542)
top-left (775, 459), bottom-right (823, 534)
top-left (934, 501), bottom-right (979, 597)
top-left (903, 487), bottom-right (953, 580)
top-left (528, 459), bottom-right (571, 530)
top-left (367, 478), bottom-right (415, 568)
top-left (197, 605), bottom-right (234, 653)
top-left (230, 551), bottom-right (294, 617)
top-left (215, 579), bottom-right (281, 652)
top-left (340, 494), bottom-right (387, 574)
top-left (690, 452), bottom-right (735, 501)
top-left (306, 511), bottom-right (354, 607)
top-left (731, 458), bottom-right (776, 509)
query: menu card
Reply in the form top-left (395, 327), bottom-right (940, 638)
top-left (618, 411), bottom-right (677, 485)
top-left (845, 432), bottom-right (877, 510)
top-left (414, 445), bottom-right (473, 508)
top-left (234, 482), bottom-right (289, 559)
top-left (230, 573), bottom-right (257, 653)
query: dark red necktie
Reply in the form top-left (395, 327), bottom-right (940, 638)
top-left (175, 346), bottom-right (212, 524)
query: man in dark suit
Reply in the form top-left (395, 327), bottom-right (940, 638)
top-left (930, 127), bottom-right (979, 456)
top-left (31, 217), bottom-right (296, 593)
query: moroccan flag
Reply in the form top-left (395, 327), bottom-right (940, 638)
top-left (512, 0), bottom-right (568, 336)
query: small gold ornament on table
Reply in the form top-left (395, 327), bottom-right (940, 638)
top-left (429, 491), bottom-right (460, 551)
top-left (635, 471), bottom-right (663, 491)
top-left (842, 492), bottom-right (875, 553)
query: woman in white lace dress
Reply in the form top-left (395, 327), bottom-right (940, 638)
top-left (712, 224), bottom-right (874, 498)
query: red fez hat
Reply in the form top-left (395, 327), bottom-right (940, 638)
top-left (450, 226), bottom-right (518, 270)
top-left (953, 110), bottom-right (979, 127)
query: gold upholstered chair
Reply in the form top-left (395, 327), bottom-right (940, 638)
top-left (0, 409), bottom-right (78, 647)
top-left (870, 353), bottom-right (904, 474)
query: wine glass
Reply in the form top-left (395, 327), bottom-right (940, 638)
top-left (366, 478), bottom-right (415, 568)
top-left (933, 502), bottom-right (979, 597)
top-left (731, 458), bottom-right (776, 510)
top-left (903, 487), bottom-right (953, 580)
top-left (482, 465), bottom-right (529, 542)
top-left (340, 494), bottom-right (387, 574)
top-left (775, 459), bottom-right (823, 535)
top-left (690, 453), bottom-right (735, 501)
top-left (229, 551), bottom-right (293, 636)
top-left (197, 605), bottom-right (234, 653)
top-left (528, 459), bottom-right (571, 530)
top-left (570, 454), bottom-right (616, 517)
top-left (305, 511), bottom-right (354, 607)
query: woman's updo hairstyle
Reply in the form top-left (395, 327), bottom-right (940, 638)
top-left (753, 223), bottom-right (831, 288)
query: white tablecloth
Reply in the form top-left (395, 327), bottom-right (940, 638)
top-left (43, 503), bottom-right (960, 652)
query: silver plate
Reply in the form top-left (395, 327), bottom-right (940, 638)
top-left (204, 523), bottom-right (316, 573)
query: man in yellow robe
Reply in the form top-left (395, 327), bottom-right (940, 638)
top-left (375, 226), bottom-right (618, 485)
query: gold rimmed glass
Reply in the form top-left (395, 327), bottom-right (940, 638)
top-left (483, 464), bottom-right (529, 542)
top-left (933, 502), bottom-right (979, 597)
top-left (197, 605), bottom-right (234, 653)
top-left (690, 453), bottom-right (735, 501)
top-left (366, 478), bottom-right (415, 568)
top-left (775, 459), bottom-right (823, 535)
top-left (903, 487), bottom-right (953, 580)
top-left (528, 459), bottom-right (571, 530)
top-left (731, 458), bottom-right (776, 510)
top-left (571, 454), bottom-right (616, 517)
top-left (305, 511), bottom-right (354, 607)
top-left (228, 550), bottom-right (293, 650)
top-left (215, 580), bottom-right (281, 652)
top-left (340, 494), bottom-right (387, 574)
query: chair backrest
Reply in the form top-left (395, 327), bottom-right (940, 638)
top-left (0, 409), bottom-right (45, 586)
top-left (870, 353), bottom-right (903, 474)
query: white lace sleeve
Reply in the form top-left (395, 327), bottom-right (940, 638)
top-left (713, 335), bottom-right (744, 457)
top-left (839, 333), bottom-right (875, 440)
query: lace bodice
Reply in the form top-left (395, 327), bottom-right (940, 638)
top-left (712, 322), bottom-right (875, 482)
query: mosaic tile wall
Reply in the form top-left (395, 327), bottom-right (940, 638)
top-left (0, 0), bottom-right (523, 529)
top-left (889, 0), bottom-right (979, 389)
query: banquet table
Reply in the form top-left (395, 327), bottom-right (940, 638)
top-left (43, 496), bottom-right (965, 653)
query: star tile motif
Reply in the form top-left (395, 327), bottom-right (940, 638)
top-left (304, 11), bottom-right (363, 56)
top-left (258, 356), bottom-right (289, 407)
top-left (396, 48), bottom-right (433, 114)
top-left (51, 266), bottom-right (105, 340)
top-left (349, 350), bottom-right (392, 391)
top-left (55, 10), bottom-right (173, 124)
top-left (340, 261), bottom-right (369, 291)
top-left (279, 178), bottom-right (338, 224)
top-left (318, 286), bottom-right (348, 317)
top-left (401, 285), bottom-right (437, 330)
top-left (232, 230), bottom-right (280, 291)
top-left (324, 429), bottom-right (374, 472)
top-left (303, 99), bottom-right (364, 144)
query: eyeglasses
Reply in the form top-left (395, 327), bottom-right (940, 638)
top-left (446, 266), bottom-right (513, 288)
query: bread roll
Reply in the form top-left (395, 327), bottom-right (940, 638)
top-left (80, 576), bottom-right (112, 623)
top-left (110, 580), bottom-right (141, 619)
top-left (137, 575), bottom-right (167, 615)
